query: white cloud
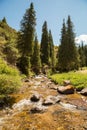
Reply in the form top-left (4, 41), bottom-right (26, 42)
top-left (75, 34), bottom-right (87, 45)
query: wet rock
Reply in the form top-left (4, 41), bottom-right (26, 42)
top-left (12, 99), bottom-right (31, 111)
top-left (80, 88), bottom-right (87, 96)
top-left (0, 96), bottom-right (15, 108)
top-left (63, 80), bottom-right (71, 86)
top-left (60, 102), bottom-right (77, 110)
top-left (76, 87), bottom-right (83, 92)
top-left (42, 95), bottom-right (60, 106)
top-left (57, 85), bottom-right (75, 94)
top-left (30, 105), bottom-right (47, 114)
top-left (48, 83), bottom-right (58, 90)
top-left (24, 79), bottom-right (30, 82)
top-left (30, 93), bottom-right (40, 102)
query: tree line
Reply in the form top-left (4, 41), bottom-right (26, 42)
top-left (17, 2), bottom-right (87, 76)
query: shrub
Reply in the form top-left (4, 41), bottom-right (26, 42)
top-left (0, 58), bottom-right (20, 76)
top-left (0, 74), bottom-right (21, 94)
top-left (0, 58), bottom-right (21, 95)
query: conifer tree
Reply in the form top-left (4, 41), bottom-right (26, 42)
top-left (58, 17), bottom-right (79, 72)
top-left (48, 30), bottom-right (55, 70)
top-left (2, 17), bottom-right (7, 24)
top-left (32, 35), bottom-right (41, 74)
top-left (17, 3), bottom-right (36, 75)
top-left (78, 42), bottom-right (86, 68)
top-left (40, 21), bottom-right (50, 65)
top-left (58, 19), bottom-right (67, 71)
top-left (84, 45), bottom-right (87, 66)
top-left (66, 16), bottom-right (79, 70)
top-left (18, 3), bottom-right (36, 57)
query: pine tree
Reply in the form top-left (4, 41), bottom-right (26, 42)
top-left (40, 21), bottom-right (50, 65)
top-left (32, 35), bottom-right (41, 74)
top-left (58, 17), bottom-right (79, 72)
top-left (84, 45), bottom-right (87, 66)
top-left (58, 19), bottom-right (68, 71)
top-left (66, 16), bottom-right (79, 70)
top-left (2, 17), bottom-right (7, 24)
top-left (17, 3), bottom-right (36, 75)
top-left (18, 2), bottom-right (36, 57)
top-left (78, 42), bottom-right (86, 68)
top-left (48, 30), bottom-right (55, 70)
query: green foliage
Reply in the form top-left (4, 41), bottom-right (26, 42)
top-left (17, 2), bottom-right (36, 76)
top-left (0, 18), bottom-right (17, 44)
top-left (18, 56), bottom-right (31, 76)
top-left (40, 21), bottom-right (50, 65)
top-left (84, 45), bottom-right (87, 66)
top-left (32, 36), bottom-right (41, 74)
top-left (48, 30), bottom-right (55, 71)
top-left (0, 17), bottom-right (18, 66)
top-left (0, 58), bottom-right (21, 95)
top-left (0, 74), bottom-right (21, 94)
top-left (0, 58), bottom-right (20, 75)
top-left (78, 43), bottom-right (86, 68)
top-left (2, 17), bottom-right (7, 24)
top-left (3, 40), bottom-right (18, 65)
top-left (50, 71), bottom-right (87, 89)
top-left (57, 17), bottom-right (79, 72)
top-left (18, 2), bottom-right (36, 57)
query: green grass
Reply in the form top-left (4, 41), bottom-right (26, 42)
top-left (50, 71), bottom-right (87, 89)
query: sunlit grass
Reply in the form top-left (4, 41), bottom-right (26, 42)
top-left (50, 71), bottom-right (87, 89)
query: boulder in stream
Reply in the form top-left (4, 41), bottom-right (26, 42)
top-left (63, 80), bottom-right (71, 86)
top-left (30, 105), bottom-right (47, 114)
top-left (42, 95), bottom-right (60, 106)
top-left (57, 85), bottom-right (75, 94)
top-left (80, 88), bottom-right (87, 96)
top-left (30, 93), bottom-right (40, 102)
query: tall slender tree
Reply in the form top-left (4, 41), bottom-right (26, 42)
top-left (66, 16), bottom-right (79, 70)
top-left (40, 21), bottom-right (50, 65)
top-left (32, 35), bottom-right (41, 74)
top-left (48, 30), bottom-right (55, 70)
top-left (78, 42), bottom-right (86, 68)
top-left (17, 3), bottom-right (36, 75)
top-left (57, 19), bottom-right (67, 71)
top-left (58, 16), bottom-right (79, 72)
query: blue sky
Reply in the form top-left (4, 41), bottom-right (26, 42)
top-left (0, 0), bottom-right (87, 44)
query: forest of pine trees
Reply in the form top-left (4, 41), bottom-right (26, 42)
top-left (16, 2), bottom-right (87, 75)
top-left (1, 2), bottom-right (87, 76)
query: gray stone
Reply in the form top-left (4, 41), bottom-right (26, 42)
top-left (30, 105), bottom-right (47, 114)
top-left (57, 85), bottom-right (74, 94)
top-left (63, 80), bottom-right (71, 86)
top-left (80, 88), bottom-right (87, 96)
top-left (42, 95), bottom-right (60, 106)
top-left (30, 93), bottom-right (40, 102)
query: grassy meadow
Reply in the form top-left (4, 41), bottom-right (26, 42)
top-left (50, 70), bottom-right (87, 89)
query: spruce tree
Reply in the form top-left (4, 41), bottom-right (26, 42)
top-left (2, 17), bottom-right (7, 24)
top-left (58, 17), bottom-right (79, 72)
top-left (40, 21), bottom-right (50, 65)
top-left (84, 45), bottom-right (87, 66)
top-left (48, 30), bottom-right (55, 70)
top-left (32, 35), bottom-right (41, 74)
top-left (17, 3), bottom-right (36, 75)
top-left (58, 19), bottom-right (67, 71)
top-left (66, 16), bottom-right (79, 70)
top-left (78, 42), bottom-right (86, 68)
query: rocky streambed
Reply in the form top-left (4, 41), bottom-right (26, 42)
top-left (0, 75), bottom-right (87, 130)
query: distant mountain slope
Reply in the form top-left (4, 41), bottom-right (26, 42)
top-left (0, 18), bottom-right (17, 45)
top-left (0, 18), bottom-right (18, 65)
